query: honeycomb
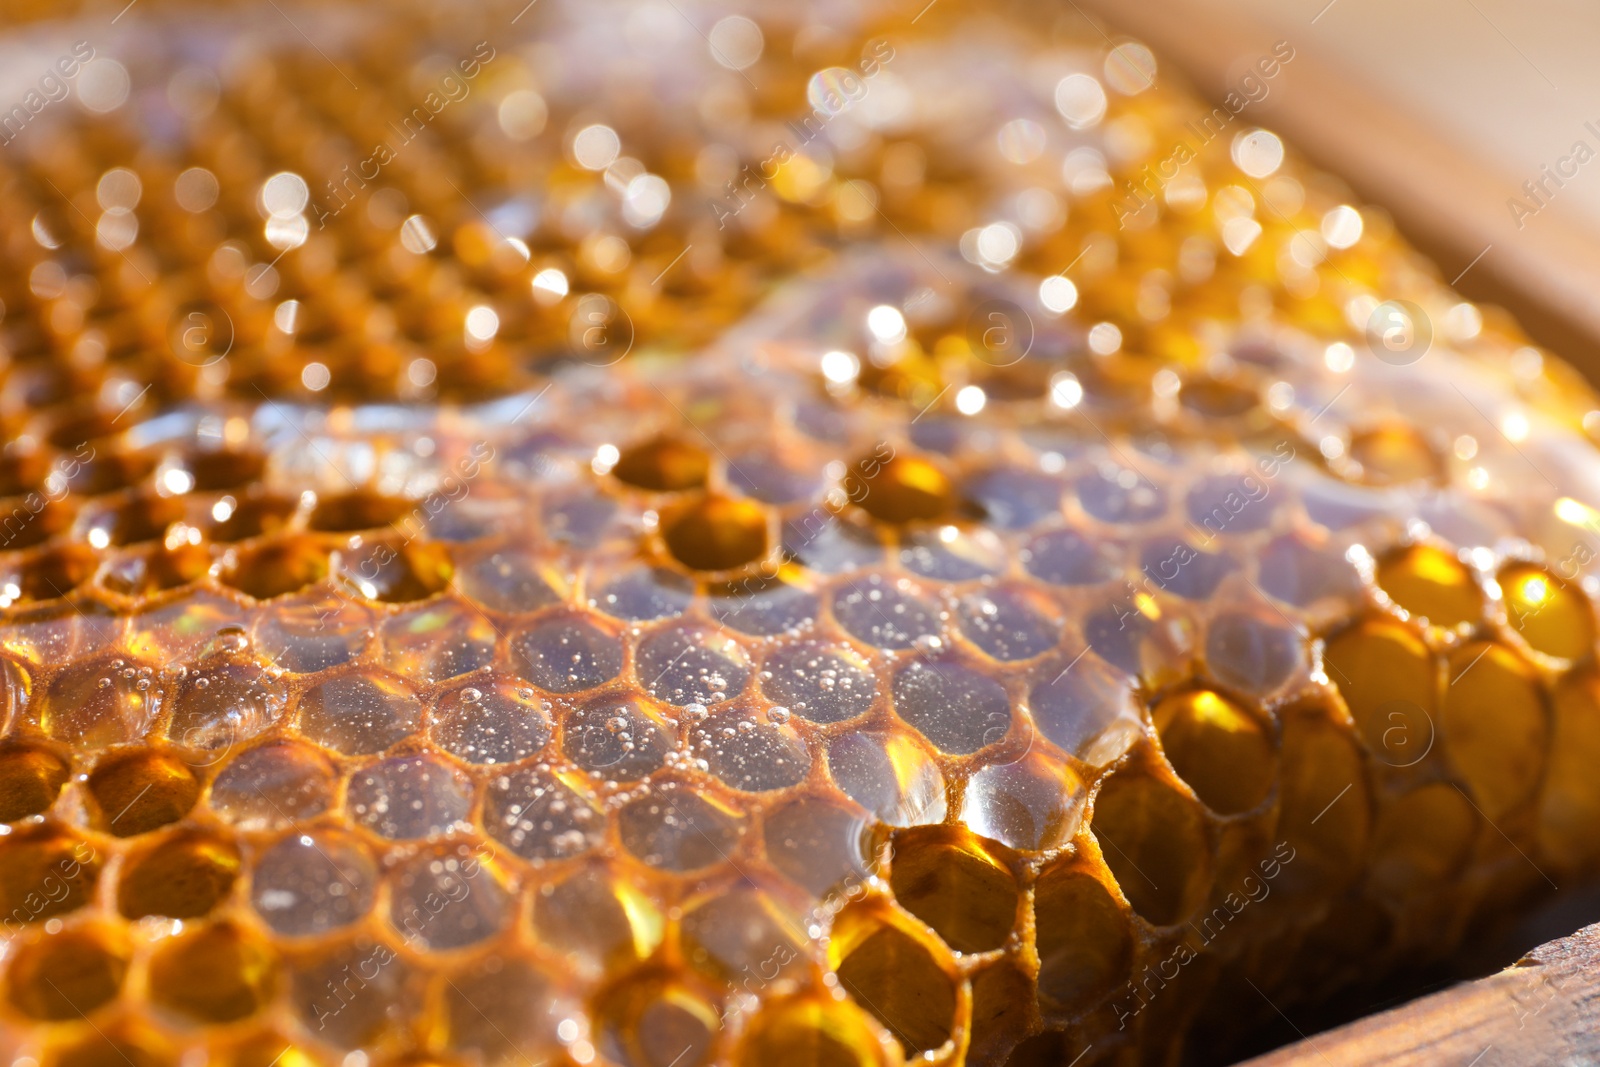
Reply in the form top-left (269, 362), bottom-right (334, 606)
top-left (2, 2), bottom-right (1600, 1066)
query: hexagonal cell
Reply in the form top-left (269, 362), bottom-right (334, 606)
top-left (1540, 669), bottom-right (1600, 869)
top-left (618, 787), bottom-right (747, 872)
top-left (764, 796), bottom-right (871, 899)
top-left (81, 491), bottom-right (186, 546)
top-left (453, 543), bottom-right (560, 613)
top-left (441, 955), bottom-right (566, 1063)
top-left (12, 542), bottom-right (98, 601)
top-left (484, 766), bottom-right (605, 862)
top-left (1034, 864), bottom-right (1132, 1012)
top-left (562, 693), bottom-right (675, 780)
top-left (637, 625), bottom-right (751, 707)
top-left (1274, 710), bottom-right (1370, 892)
top-left (708, 576), bottom-right (820, 636)
top-left (1078, 465), bottom-right (1167, 525)
top-left (1091, 769), bottom-right (1213, 926)
top-left (307, 490), bottom-right (414, 532)
top-left (532, 863), bottom-right (664, 968)
top-left (253, 590), bottom-right (372, 672)
top-left (286, 936), bottom-right (413, 1049)
top-left (39, 656), bottom-right (159, 750)
top-left (829, 573), bottom-right (942, 650)
top-left (591, 564), bottom-right (697, 621)
top-left (183, 446), bottom-right (267, 491)
top-left (250, 829), bottom-right (378, 936)
top-left (99, 541), bottom-right (212, 597)
top-left (0, 744), bottom-right (71, 822)
top-left (595, 972), bottom-right (721, 1067)
top-left (147, 922), bottom-right (278, 1023)
top-left (888, 826), bottom-right (1018, 953)
top-left (209, 740), bottom-right (338, 830)
top-left (510, 614), bottom-right (624, 694)
top-left (1137, 536), bottom-right (1237, 600)
top-left (681, 887), bottom-right (808, 983)
top-left (332, 538), bottom-right (453, 603)
top-left (386, 842), bottom-right (510, 951)
top-left (379, 597), bottom-right (498, 682)
top-left (612, 435), bottom-right (711, 492)
top-left (5, 927), bottom-right (128, 1020)
top-left (0, 498), bottom-right (78, 551)
top-left (957, 586), bottom-right (1061, 661)
top-left (430, 675), bottom-right (553, 765)
top-left (49, 1031), bottom-right (168, 1067)
top-left (1499, 562), bottom-right (1594, 660)
top-left (1204, 610), bottom-right (1307, 694)
top-left (297, 669), bottom-right (422, 755)
top-left (1367, 782), bottom-right (1477, 901)
top-left (347, 754), bottom-right (473, 839)
top-left (1020, 527), bottom-right (1121, 586)
top-left (1028, 649), bottom-right (1144, 767)
top-left (219, 535), bottom-right (329, 599)
top-left (1323, 616), bottom-right (1438, 763)
top-left (662, 493), bottom-right (770, 572)
top-left (760, 641), bottom-right (878, 725)
top-left (1441, 641), bottom-right (1547, 819)
top-left (1257, 533), bottom-right (1363, 609)
top-left (165, 660), bottom-right (288, 751)
top-left (891, 658), bottom-right (1010, 755)
top-left (0, 829), bottom-right (100, 924)
top-left (689, 706), bottom-right (811, 792)
top-left (844, 449), bottom-right (955, 524)
top-left (826, 730), bottom-right (947, 828)
top-left (87, 751), bottom-right (200, 836)
top-left (899, 526), bottom-right (1004, 581)
top-left (117, 832), bottom-right (241, 919)
top-left (960, 750), bottom-right (1087, 851)
top-left (1151, 689), bottom-right (1276, 816)
top-left (1347, 423), bottom-right (1444, 485)
top-left (735, 995), bottom-right (889, 1067)
top-left (1375, 543), bottom-right (1482, 628)
top-left (831, 908), bottom-right (957, 1056)
top-left (205, 493), bottom-right (299, 542)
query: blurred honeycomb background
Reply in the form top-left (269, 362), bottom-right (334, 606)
top-left (3, 2), bottom-right (1600, 1067)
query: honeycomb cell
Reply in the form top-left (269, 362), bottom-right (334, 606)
top-left (1078, 466), bottom-right (1166, 524)
top-left (49, 1031), bottom-right (168, 1067)
top-left (764, 796), bottom-right (871, 898)
top-left (484, 766), bottom-right (605, 862)
top-left (333, 538), bottom-right (453, 603)
top-left (681, 886), bottom-right (807, 982)
top-left (208, 740), bottom-right (338, 829)
top-left (1034, 864), bottom-right (1132, 1012)
top-left (618, 788), bottom-right (746, 872)
top-left (430, 675), bottom-right (553, 765)
top-left (845, 449), bottom-right (955, 524)
top-left (1323, 616), bottom-right (1438, 763)
top-left (832, 908), bottom-right (956, 1055)
top-left (510, 614), bottom-right (623, 693)
top-left (597, 973), bottom-right (720, 1067)
top-left (0, 829), bottom-right (100, 924)
top-left (0, 743), bottom-right (71, 821)
top-left (827, 730), bottom-right (947, 827)
top-left (442, 956), bottom-right (566, 1063)
top-left (563, 694), bottom-right (675, 780)
top-left (253, 590), bottom-right (372, 672)
top-left (1021, 527), bottom-right (1121, 586)
top-left (533, 864), bottom-right (664, 968)
top-left (39, 656), bottom-right (157, 749)
top-left (1274, 710), bottom-right (1370, 891)
top-left (1347, 424), bottom-right (1444, 485)
top-left (831, 573), bottom-right (942, 650)
top-left (1540, 669), bottom-right (1600, 868)
top-left (87, 751), bottom-right (200, 836)
top-left (1204, 610), bottom-right (1306, 694)
top-left (662, 494), bottom-right (770, 571)
top-left (5, 928), bottom-right (128, 1020)
top-left (220, 536), bottom-right (329, 599)
top-left (1440, 641), bottom-right (1547, 819)
top-left (1367, 782), bottom-right (1477, 900)
top-left (348, 754), bottom-right (473, 839)
top-left (454, 544), bottom-right (561, 613)
top-left (1375, 543), bottom-right (1482, 628)
top-left (957, 586), bottom-right (1061, 661)
top-left (1151, 689), bottom-right (1275, 816)
top-left (709, 576), bottom-right (820, 636)
top-left (1091, 770), bottom-right (1212, 926)
top-left (736, 995), bottom-right (888, 1067)
top-left (612, 435), bottom-right (710, 492)
top-left (1499, 562), bottom-right (1594, 660)
top-left (250, 829), bottom-right (378, 936)
top-left (118, 832), bottom-right (241, 919)
top-left (297, 669), bottom-right (422, 754)
top-left (760, 641), bottom-right (878, 724)
top-left (1138, 537), bottom-right (1237, 600)
top-left (1028, 650), bottom-right (1143, 766)
top-left (379, 599), bottom-right (498, 681)
top-left (307, 491), bottom-right (412, 532)
top-left (147, 922), bottom-right (278, 1023)
top-left (961, 751), bottom-right (1087, 851)
top-left (166, 660), bottom-right (288, 751)
top-left (888, 827), bottom-right (1017, 953)
top-left (592, 565), bottom-right (697, 621)
top-left (387, 842), bottom-right (510, 950)
top-left (690, 706), bottom-right (812, 792)
top-left (637, 625), bottom-right (750, 706)
top-left (891, 658), bottom-right (1010, 755)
